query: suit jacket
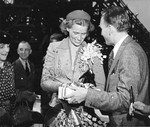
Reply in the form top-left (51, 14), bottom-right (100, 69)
top-left (85, 36), bottom-right (150, 126)
top-left (13, 59), bottom-right (35, 92)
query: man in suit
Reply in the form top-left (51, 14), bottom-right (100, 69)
top-left (13, 41), bottom-right (36, 109)
top-left (65, 6), bottom-right (150, 126)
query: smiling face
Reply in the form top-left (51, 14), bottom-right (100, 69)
top-left (17, 42), bottom-right (32, 61)
top-left (67, 24), bottom-right (88, 47)
top-left (0, 43), bottom-right (10, 63)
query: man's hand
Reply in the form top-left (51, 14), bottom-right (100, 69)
top-left (133, 101), bottom-right (150, 116)
top-left (64, 85), bottom-right (88, 104)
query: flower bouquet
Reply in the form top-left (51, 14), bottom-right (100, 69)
top-left (81, 40), bottom-right (106, 65)
top-left (78, 40), bottom-right (107, 87)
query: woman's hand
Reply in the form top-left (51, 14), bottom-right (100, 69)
top-left (64, 85), bottom-right (88, 104)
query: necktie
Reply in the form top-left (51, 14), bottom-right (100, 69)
top-left (25, 62), bottom-right (30, 76)
top-left (108, 50), bottom-right (114, 70)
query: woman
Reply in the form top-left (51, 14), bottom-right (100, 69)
top-left (0, 31), bottom-right (16, 126)
top-left (41, 10), bottom-right (106, 127)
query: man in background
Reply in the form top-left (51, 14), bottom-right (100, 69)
top-left (13, 41), bottom-right (36, 109)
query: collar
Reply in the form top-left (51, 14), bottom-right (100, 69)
top-left (19, 58), bottom-right (29, 68)
top-left (113, 34), bottom-right (128, 58)
top-left (57, 38), bottom-right (69, 49)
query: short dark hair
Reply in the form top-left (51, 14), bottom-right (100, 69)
top-left (102, 6), bottom-right (131, 32)
top-left (18, 41), bottom-right (31, 50)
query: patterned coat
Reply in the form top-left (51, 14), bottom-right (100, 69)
top-left (0, 61), bottom-right (16, 114)
top-left (41, 37), bottom-right (106, 127)
top-left (41, 37), bottom-right (106, 91)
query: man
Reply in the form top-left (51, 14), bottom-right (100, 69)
top-left (13, 41), bottom-right (36, 109)
top-left (65, 6), bottom-right (150, 126)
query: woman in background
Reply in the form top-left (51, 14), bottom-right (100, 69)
top-left (0, 31), bottom-right (16, 127)
top-left (41, 10), bottom-right (106, 127)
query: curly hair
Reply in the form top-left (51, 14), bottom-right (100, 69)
top-left (59, 18), bottom-right (95, 35)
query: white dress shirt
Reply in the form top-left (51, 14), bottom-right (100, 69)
top-left (113, 34), bottom-right (128, 58)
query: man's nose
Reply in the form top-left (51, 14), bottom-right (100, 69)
top-left (77, 34), bottom-right (82, 40)
top-left (21, 50), bottom-right (26, 53)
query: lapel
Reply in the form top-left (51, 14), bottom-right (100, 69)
top-left (16, 59), bottom-right (33, 76)
top-left (15, 59), bottom-right (26, 75)
top-left (56, 38), bottom-right (87, 81)
top-left (57, 38), bottom-right (73, 79)
top-left (17, 59), bottom-right (25, 71)
top-left (28, 60), bottom-right (33, 73)
top-left (106, 36), bottom-right (133, 91)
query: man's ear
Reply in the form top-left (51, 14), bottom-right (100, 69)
top-left (17, 49), bottom-right (19, 55)
top-left (109, 25), bottom-right (116, 33)
top-left (108, 25), bottom-right (114, 36)
top-left (29, 49), bottom-right (32, 54)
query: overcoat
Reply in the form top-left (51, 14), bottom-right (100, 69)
top-left (41, 37), bottom-right (107, 126)
top-left (41, 38), bottom-right (106, 91)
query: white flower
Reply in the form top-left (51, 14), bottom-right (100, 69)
top-left (81, 40), bottom-right (106, 65)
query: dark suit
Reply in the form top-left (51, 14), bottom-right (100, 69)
top-left (85, 36), bottom-right (150, 126)
top-left (13, 59), bottom-right (35, 91)
top-left (13, 59), bottom-right (35, 109)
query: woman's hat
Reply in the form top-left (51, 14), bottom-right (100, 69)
top-left (0, 31), bottom-right (12, 44)
top-left (66, 10), bottom-right (91, 21)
